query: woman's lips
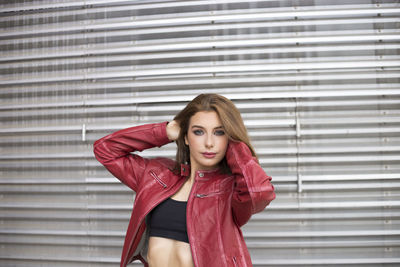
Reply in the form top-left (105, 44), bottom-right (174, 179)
top-left (202, 152), bottom-right (216, 159)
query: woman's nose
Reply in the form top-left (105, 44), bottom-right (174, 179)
top-left (205, 135), bottom-right (214, 148)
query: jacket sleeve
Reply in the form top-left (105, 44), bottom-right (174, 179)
top-left (226, 140), bottom-right (276, 227)
top-left (93, 121), bottom-right (172, 192)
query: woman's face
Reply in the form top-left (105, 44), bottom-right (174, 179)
top-left (185, 110), bottom-right (229, 171)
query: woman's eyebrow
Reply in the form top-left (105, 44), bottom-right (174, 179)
top-left (191, 125), bottom-right (224, 129)
top-left (191, 125), bottom-right (204, 129)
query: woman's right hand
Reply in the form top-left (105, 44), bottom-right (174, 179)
top-left (166, 120), bottom-right (181, 141)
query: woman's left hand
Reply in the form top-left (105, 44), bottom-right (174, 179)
top-left (166, 120), bottom-right (181, 141)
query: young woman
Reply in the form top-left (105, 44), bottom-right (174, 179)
top-left (93, 94), bottom-right (276, 267)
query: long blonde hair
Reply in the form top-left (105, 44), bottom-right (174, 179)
top-left (173, 94), bottom-right (256, 173)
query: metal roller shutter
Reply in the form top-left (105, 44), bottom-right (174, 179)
top-left (1, 0), bottom-right (399, 266)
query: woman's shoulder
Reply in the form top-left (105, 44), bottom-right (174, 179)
top-left (148, 157), bottom-right (176, 170)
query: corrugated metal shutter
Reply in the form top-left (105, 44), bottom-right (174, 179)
top-left (1, 0), bottom-right (399, 266)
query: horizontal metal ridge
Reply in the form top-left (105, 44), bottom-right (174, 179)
top-left (1, 17), bottom-right (399, 47)
top-left (1, 6), bottom-right (399, 37)
top-left (1, 72), bottom-right (399, 95)
top-left (2, 31), bottom-right (399, 62)
top-left (252, 258), bottom-right (400, 265)
top-left (1, 60), bottom-right (399, 85)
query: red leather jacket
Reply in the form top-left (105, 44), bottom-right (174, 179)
top-left (93, 121), bottom-right (275, 267)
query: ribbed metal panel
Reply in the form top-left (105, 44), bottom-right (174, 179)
top-left (1, 0), bottom-right (399, 266)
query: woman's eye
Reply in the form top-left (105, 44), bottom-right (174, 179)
top-left (215, 130), bottom-right (225, 136)
top-left (193, 130), bottom-right (204, 136)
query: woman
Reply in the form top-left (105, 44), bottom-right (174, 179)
top-left (93, 94), bottom-right (276, 267)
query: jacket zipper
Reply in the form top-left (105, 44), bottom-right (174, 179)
top-left (196, 191), bottom-right (225, 198)
top-left (186, 179), bottom-right (199, 267)
top-left (149, 170), bottom-right (167, 188)
top-left (232, 256), bottom-right (239, 267)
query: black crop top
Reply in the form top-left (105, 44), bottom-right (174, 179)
top-left (148, 198), bottom-right (189, 243)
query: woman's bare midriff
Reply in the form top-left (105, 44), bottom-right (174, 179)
top-left (147, 236), bottom-right (194, 267)
top-left (147, 176), bottom-right (194, 267)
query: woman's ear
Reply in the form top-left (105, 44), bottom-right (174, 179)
top-left (184, 134), bottom-right (189, 146)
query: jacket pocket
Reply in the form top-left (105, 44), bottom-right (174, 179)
top-left (196, 177), bottom-right (234, 198)
top-left (149, 170), bottom-right (167, 188)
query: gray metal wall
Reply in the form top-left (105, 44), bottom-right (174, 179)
top-left (1, 0), bottom-right (399, 266)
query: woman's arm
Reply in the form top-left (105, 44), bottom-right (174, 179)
top-left (226, 140), bottom-right (276, 227)
top-left (93, 122), bottom-right (173, 191)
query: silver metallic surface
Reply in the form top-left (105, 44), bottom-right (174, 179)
top-left (1, 0), bottom-right (399, 266)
